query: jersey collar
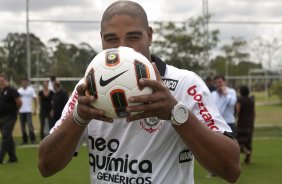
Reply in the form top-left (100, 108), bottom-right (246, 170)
top-left (151, 55), bottom-right (166, 77)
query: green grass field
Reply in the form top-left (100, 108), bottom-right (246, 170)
top-left (1, 138), bottom-right (281, 184)
top-left (0, 91), bottom-right (281, 183)
top-left (195, 138), bottom-right (282, 184)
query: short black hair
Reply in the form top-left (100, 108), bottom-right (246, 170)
top-left (213, 74), bottom-right (225, 81)
top-left (22, 77), bottom-right (29, 81)
top-left (205, 76), bottom-right (213, 82)
top-left (101, 1), bottom-right (149, 31)
top-left (50, 75), bottom-right (56, 81)
top-left (239, 86), bottom-right (250, 97)
top-left (54, 81), bottom-right (61, 88)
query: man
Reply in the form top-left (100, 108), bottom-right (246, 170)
top-left (38, 81), bottom-right (54, 140)
top-left (18, 78), bottom-right (37, 144)
top-left (38, 1), bottom-right (241, 183)
top-left (50, 81), bottom-right (69, 129)
top-left (212, 75), bottom-right (237, 136)
top-left (48, 75), bottom-right (56, 92)
top-left (0, 73), bottom-right (22, 163)
top-left (205, 76), bottom-right (216, 92)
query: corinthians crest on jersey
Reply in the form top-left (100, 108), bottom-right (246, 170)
top-left (139, 117), bottom-right (163, 133)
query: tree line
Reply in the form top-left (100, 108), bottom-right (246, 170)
top-left (1, 16), bottom-right (281, 85)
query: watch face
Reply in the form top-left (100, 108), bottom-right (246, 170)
top-left (174, 105), bottom-right (188, 124)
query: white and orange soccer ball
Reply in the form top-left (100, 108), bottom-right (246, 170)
top-left (84, 46), bottom-right (156, 119)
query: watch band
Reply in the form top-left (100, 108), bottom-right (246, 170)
top-left (73, 104), bottom-right (89, 126)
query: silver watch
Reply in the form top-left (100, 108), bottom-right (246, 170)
top-left (171, 102), bottom-right (189, 126)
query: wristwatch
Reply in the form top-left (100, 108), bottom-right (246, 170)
top-left (170, 102), bottom-right (189, 126)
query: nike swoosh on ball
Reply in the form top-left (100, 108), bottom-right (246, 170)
top-left (99, 70), bottom-right (129, 86)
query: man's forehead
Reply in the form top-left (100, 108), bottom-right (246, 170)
top-left (101, 14), bottom-right (146, 31)
top-left (103, 31), bottom-right (143, 37)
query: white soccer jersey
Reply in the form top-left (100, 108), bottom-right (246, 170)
top-left (51, 56), bottom-right (231, 184)
top-left (18, 86), bottom-right (37, 113)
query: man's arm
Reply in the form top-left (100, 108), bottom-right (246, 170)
top-left (38, 113), bottom-right (86, 177)
top-left (38, 84), bottom-right (112, 177)
top-left (15, 97), bottom-right (22, 111)
top-left (173, 114), bottom-right (240, 183)
top-left (226, 89), bottom-right (237, 106)
top-left (126, 64), bottom-right (241, 183)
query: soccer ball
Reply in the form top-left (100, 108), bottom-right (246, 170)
top-left (84, 46), bottom-right (156, 119)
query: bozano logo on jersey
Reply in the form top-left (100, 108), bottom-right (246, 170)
top-left (187, 85), bottom-right (219, 131)
top-left (162, 78), bottom-right (178, 91)
top-left (88, 136), bottom-right (152, 184)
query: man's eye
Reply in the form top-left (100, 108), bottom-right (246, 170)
top-left (128, 36), bottom-right (140, 41)
top-left (106, 38), bottom-right (117, 42)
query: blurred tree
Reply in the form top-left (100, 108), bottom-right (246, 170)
top-left (1, 33), bottom-right (49, 83)
top-left (0, 46), bottom-right (6, 72)
top-left (75, 42), bottom-right (97, 76)
top-left (210, 38), bottom-right (262, 76)
top-left (221, 37), bottom-right (250, 76)
top-left (210, 56), bottom-right (229, 75)
top-left (249, 37), bottom-right (282, 71)
top-left (236, 61), bottom-right (262, 76)
top-left (47, 38), bottom-right (97, 78)
top-left (152, 16), bottom-right (219, 71)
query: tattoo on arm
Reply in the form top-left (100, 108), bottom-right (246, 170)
top-left (44, 131), bottom-right (66, 154)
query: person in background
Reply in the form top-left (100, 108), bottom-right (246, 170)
top-left (48, 75), bottom-right (56, 92)
top-left (38, 81), bottom-right (54, 140)
top-left (212, 75), bottom-right (237, 136)
top-left (205, 76), bottom-right (216, 92)
top-left (0, 73), bottom-right (22, 164)
top-left (50, 81), bottom-right (68, 129)
top-left (236, 85), bottom-right (255, 164)
top-left (18, 78), bottom-right (37, 144)
top-left (38, 1), bottom-right (241, 183)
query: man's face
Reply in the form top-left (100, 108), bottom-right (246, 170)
top-left (214, 78), bottom-right (226, 90)
top-left (0, 77), bottom-right (6, 89)
top-left (101, 14), bottom-right (152, 61)
top-left (43, 81), bottom-right (49, 89)
top-left (21, 80), bottom-right (29, 88)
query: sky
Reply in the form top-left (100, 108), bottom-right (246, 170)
top-left (0, 0), bottom-right (281, 70)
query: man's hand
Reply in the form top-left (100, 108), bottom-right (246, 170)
top-left (126, 63), bottom-right (178, 122)
top-left (75, 83), bottom-right (113, 123)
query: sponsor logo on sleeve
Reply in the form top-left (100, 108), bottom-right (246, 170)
top-left (187, 85), bottom-right (219, 130)
top-left (162, 79), bottom-right (178, 91)
top-left (179, 149), bottom-right (193, 163)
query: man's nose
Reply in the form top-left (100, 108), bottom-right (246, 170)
top-left (119, 39), bottom-right (130, 47)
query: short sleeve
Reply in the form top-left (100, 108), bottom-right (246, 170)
top-left (176, 71), bottom-right (231, 133)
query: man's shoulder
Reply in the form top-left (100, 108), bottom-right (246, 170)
top-left (227, 87), bottom-right (236, 93)
top-left (3, 86), bottom-right (17, 95)
top-left (165, 64), bottom-right (198, 80)
top-left (17, 87), bottom-right (23, 93)
top-left (27, 86), bottom-right (35, 91)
